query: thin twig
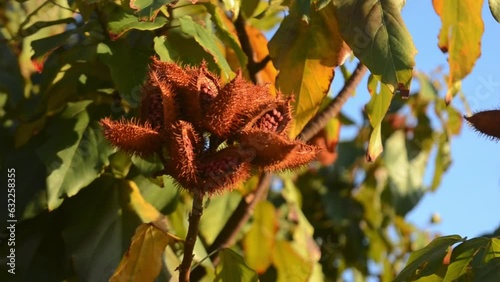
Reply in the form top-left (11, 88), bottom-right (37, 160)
top-left (178, 192), bottom-right (204, 282)
top-left (297, 62), bottom-right (368, 142)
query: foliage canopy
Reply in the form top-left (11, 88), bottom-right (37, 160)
top-left (1, 0), bottom-right (499, 281)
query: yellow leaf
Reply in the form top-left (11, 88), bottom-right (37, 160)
top-left (122, 180), bottom-right (163, 223)
top-left (433, 0), bottom-right (484, 103)
top-left (245, 24), bottom-right (278, 88)
top-left (269, 2), bottom-right (351, 138)
top-left (243, 201), bottom-right (277, 273)
top-left (272, 240), bottom-right (312, 282)
top-left (367, 124), bottom-right (383, 162)
top-left (110, 223), bottom-right (172, 282)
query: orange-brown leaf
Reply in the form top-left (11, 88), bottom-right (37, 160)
top-left (110, 223), bottom-right (172, 282)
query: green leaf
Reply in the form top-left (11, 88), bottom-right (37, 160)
top-left (483, 237), bottom-right (500, 263)
top-left (430, 133), bottom-right (451, 191)
top-left (282, 178), bottom-right (321, 263)
top-left (366, 75), bottom-right (393, 161)
top-left (110, 223), bottom-right (173, 282)
top-left (36, 101), bottom-right (114, 211)
top-left (366, 75), bottom-right (393, 128)
top-left (383, 131), bottom-right (428, 216)
top-left (129, 0), bottom-right (175, 21)
top-left (443, 237), bottom-right (490, 281)
top-left (215, 248), bottom-right (259, 282)
top-left (204, 2), bottom-right (248, 69)
top-left (199, 192), bottom-right (242, 245)
top-left (61, 176), bottom-right (143, 281)
top-left (97, 41), bottom-right (152, 105)
top-left (475, 257), bottom-right (500, 281)
top-left (178, 16), bottom-right (233, 80)
top-left (30, 30), bottom-right (76, 72)
top-left (333, 0), bottom-right (416, 93)
top-left (433, 0), bottom-right (484, 103)
top-left (272, 240), bottom-right (313, 282)
top-left (269, 2), bottom-right (351, 137)
top-left (243, 201), bottom-right (277, 273)
top-left (153, 36), bottom-right (174, 61)
top-left (393, 235), bottom-right (464, 282)
top-left (489, 0), bottom-right (500, 22)
top-left (107, 4), bottom-right (169, 39)
top-left (132, 174), bottom-right (180, 215)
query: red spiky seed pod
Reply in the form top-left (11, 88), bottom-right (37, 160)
top-left (237, 129), bottom-right (319, 171)
top-left (197, 146), bottom-right (253, 195)
top-left (100, 118), bottom-right (161, 156)
top-left (204, 71), bottom-right (274, 138)
top-left (464, 110), bottom-right (500, 140)
top-left (244, 94), bottom-right (293, 135)
top-left (164, 121), bottom-right (203, 190)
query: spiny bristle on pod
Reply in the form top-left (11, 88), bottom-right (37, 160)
top-left (100, 118), bottom-right (161, 156)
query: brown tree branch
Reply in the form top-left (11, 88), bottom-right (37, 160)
top-left (297, 62), bottom-right (368, 142)
top-left (234, 14), bottom-right (270, 83)
top-left (178, 192), bottom-right (204, 282)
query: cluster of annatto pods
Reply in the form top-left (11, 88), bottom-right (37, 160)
top-left (101, 57), bottom-right (319, 196)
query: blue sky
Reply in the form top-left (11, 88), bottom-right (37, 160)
top-left (338, 1), bottom-right (500, 238)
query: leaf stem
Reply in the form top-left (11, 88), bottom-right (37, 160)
top-left (178, 192), bottom-right (204, 282)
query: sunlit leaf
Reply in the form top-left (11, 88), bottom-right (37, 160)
top-left (269, 2), bottom-right (351, 137)
top-left (333, 0), bottom-right (416, 94)
top-left (178, 16), bottom-right (233, 80)
top-left (272, 239), bottom-right (312, 282)
top-left (443, 237), bottom-right (490, 281)
top-left (204, 2), bottom-right (248, 69)
top-left (433, 0), bottom-right (484, 103)
top-left (245, 24), bottom-right (278, 86)
top-left (243, 201), bottom-right (277, 273)
top-left (36, 101), bottom-right (114, 211)
top-left (489, 0), bottom-right (500, 22)
top-left (20, 18), bottom-right (76, 38)
top-left (107, 4), bottom-right (169, 39)
top-left (129, 0), bottom-right (176, 21)
top-left (366, 75), bottom-right (393, 161)
top-left (215, 248), bottom-right (259, 282)
top-left (122, 180), bottom-right (164, 223)
top-left (394, 235), bottom-right (464, 282)
top-left (110, 223), bottom-right (173, 282)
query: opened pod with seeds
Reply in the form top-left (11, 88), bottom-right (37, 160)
top-left (100, 57), bottom-right (319, 196)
